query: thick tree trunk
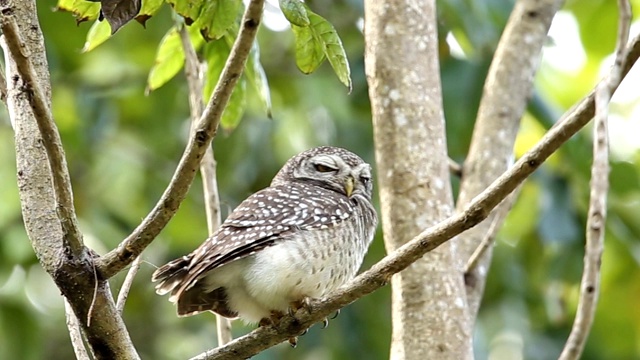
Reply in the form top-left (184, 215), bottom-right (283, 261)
top-left (364, 0), bottom-right (473, 358)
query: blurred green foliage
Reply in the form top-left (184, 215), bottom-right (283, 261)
top-left (1, 0), bottom-right (639, 359)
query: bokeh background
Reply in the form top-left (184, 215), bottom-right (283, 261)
top-left (1, 0), bottom-right (640, 359)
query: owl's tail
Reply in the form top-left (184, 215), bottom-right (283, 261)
top-left (152, 255), bottom-right (192, 300)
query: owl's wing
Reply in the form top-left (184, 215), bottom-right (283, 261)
top-left (190, 183), bottom-right (355, 272)
top-left (153, 183), bottom-right (355, 298)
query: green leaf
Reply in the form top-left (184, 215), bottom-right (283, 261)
top-left (203, 39), bottom-right (246, 131)
top-left (56, 0), bottom-right (101, 24)
top-left (147, 26), bottom-right (204, 92)
top-left (193, 0), bottom-right (242, 41)
top-left (245, 41), bottom-right (272, 118)
top-left (82, 20), bottom-right (112, 52)
top-left (135, 0), bottom-right (165, 27)
top-left (279, 0), bottom-right (310, 27)
top-left (291, 24), bottom-right (325, 74)
top-left (308, 10), bottom-right (351, 89)
top-left (221, 78), bottom-right (246, 130)
top-left (166, 0), bottom-right (204, 25)
top-left (291, 7), bottom-right (351, 89)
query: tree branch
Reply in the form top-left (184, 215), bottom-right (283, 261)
top-left (455, 0), bottom-right (564, 318)
top-left (115, 256), bottom-right (141, 314)
top-left (558, 1), bottom-right (630, 359)
top-left (178, 23), bottom-right (233, 347)
top-left (463, 185), bottom-right (520, 275)
top-left (97, 0), bottom-right (265, 279)
top-left (0, 5), bottom-right (83, 256)
top-left (190, 30), bottom-right (640, 360)
top-left (3, 1), bottom-right (141, 357)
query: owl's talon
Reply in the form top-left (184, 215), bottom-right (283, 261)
top-left (300, 328), bottom-right (309, 336)
top-left (288, 336), bottom-right (298, 348)
top-left (321, 318), bottom-right (329, 329)
top-left (330, 309), bottom-right (340, 319)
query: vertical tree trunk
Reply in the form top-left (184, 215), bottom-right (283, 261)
top-left (364, 0), bottom-right (472, 358)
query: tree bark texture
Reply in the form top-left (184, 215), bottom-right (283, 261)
top-left (3, 0), bottom-right (139, 358)
top-left (364, 0), bottom-right (473, 358)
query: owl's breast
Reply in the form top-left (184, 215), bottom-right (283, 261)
top-left (242, 218), bottom-right (369, 312)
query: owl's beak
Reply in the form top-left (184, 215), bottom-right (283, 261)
top-left (344, 175), bottom-right (355, 197)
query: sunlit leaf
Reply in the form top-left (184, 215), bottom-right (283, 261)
top-left (82, 20), bottom-right (112, 52)
top-left (166, 0), bottom-right (204, 25)
top-left (193, 0), bottom-right (242, 41)
top-left (56, 0), bottom-right (101, 24)
top-left (203, 39), bottom-right (246, 131)
top-left (279, 0), bottom-right (309, 27)
top-left (135, 0), bottom-right (165, 27)
top-left (147, 26), bottom-right (204, 93)
top-left (245, 41), bottom-right (272, 118)
top-left (290, 7), bottom-right (351, 89)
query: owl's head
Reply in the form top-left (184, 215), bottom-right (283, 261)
top-left (271, 146), bottom-right (374, 199)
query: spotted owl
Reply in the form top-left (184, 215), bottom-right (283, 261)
top-left (152, 146), bottom-right (378, 326)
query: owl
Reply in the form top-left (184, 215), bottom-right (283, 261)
top-left (152, 146), bottom-right (378, 335)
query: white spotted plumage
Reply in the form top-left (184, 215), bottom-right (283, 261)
top-left (152, 146), bottom-right (378, 324)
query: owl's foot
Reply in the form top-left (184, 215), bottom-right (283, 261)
top-left (259, 310), bottom-right (286, 327)
top-left (288, 297), bottom-right (314, 317)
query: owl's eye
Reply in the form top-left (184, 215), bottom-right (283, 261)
top-left (314, 163), bottom-right (337, 173)
top-left (360, 175), bottom-right (371, 184)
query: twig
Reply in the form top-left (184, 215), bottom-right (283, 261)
top-left (87, 258), bottom-right (99, 326)
top-left (97, 0), bottom-right (265, 279)
top-left (464, 185), bottom-right (521, 275)
top-left (178, 24), bottom-right (233, 346)
top-left (116, 257), bottom-right (142, 314)
top-left (558, 1), bottom-right (630, 359)
top-left (0, 11), bottom-right (83, 255)
top-left (64, 299), bottom-right (91, 360)
top-left (448, 157), bottom-right (462, 177)
top-left (190, 32), bottom-right (640, 360)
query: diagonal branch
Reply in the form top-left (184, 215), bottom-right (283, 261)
top-left (190, 31), bottom-right (640, 360)
top-left (97, 0), bottom-right (265, 279)
top-left (0, 11), bottom-right (83, 255)
top-left (558, 1), bottom-right (631, 359)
